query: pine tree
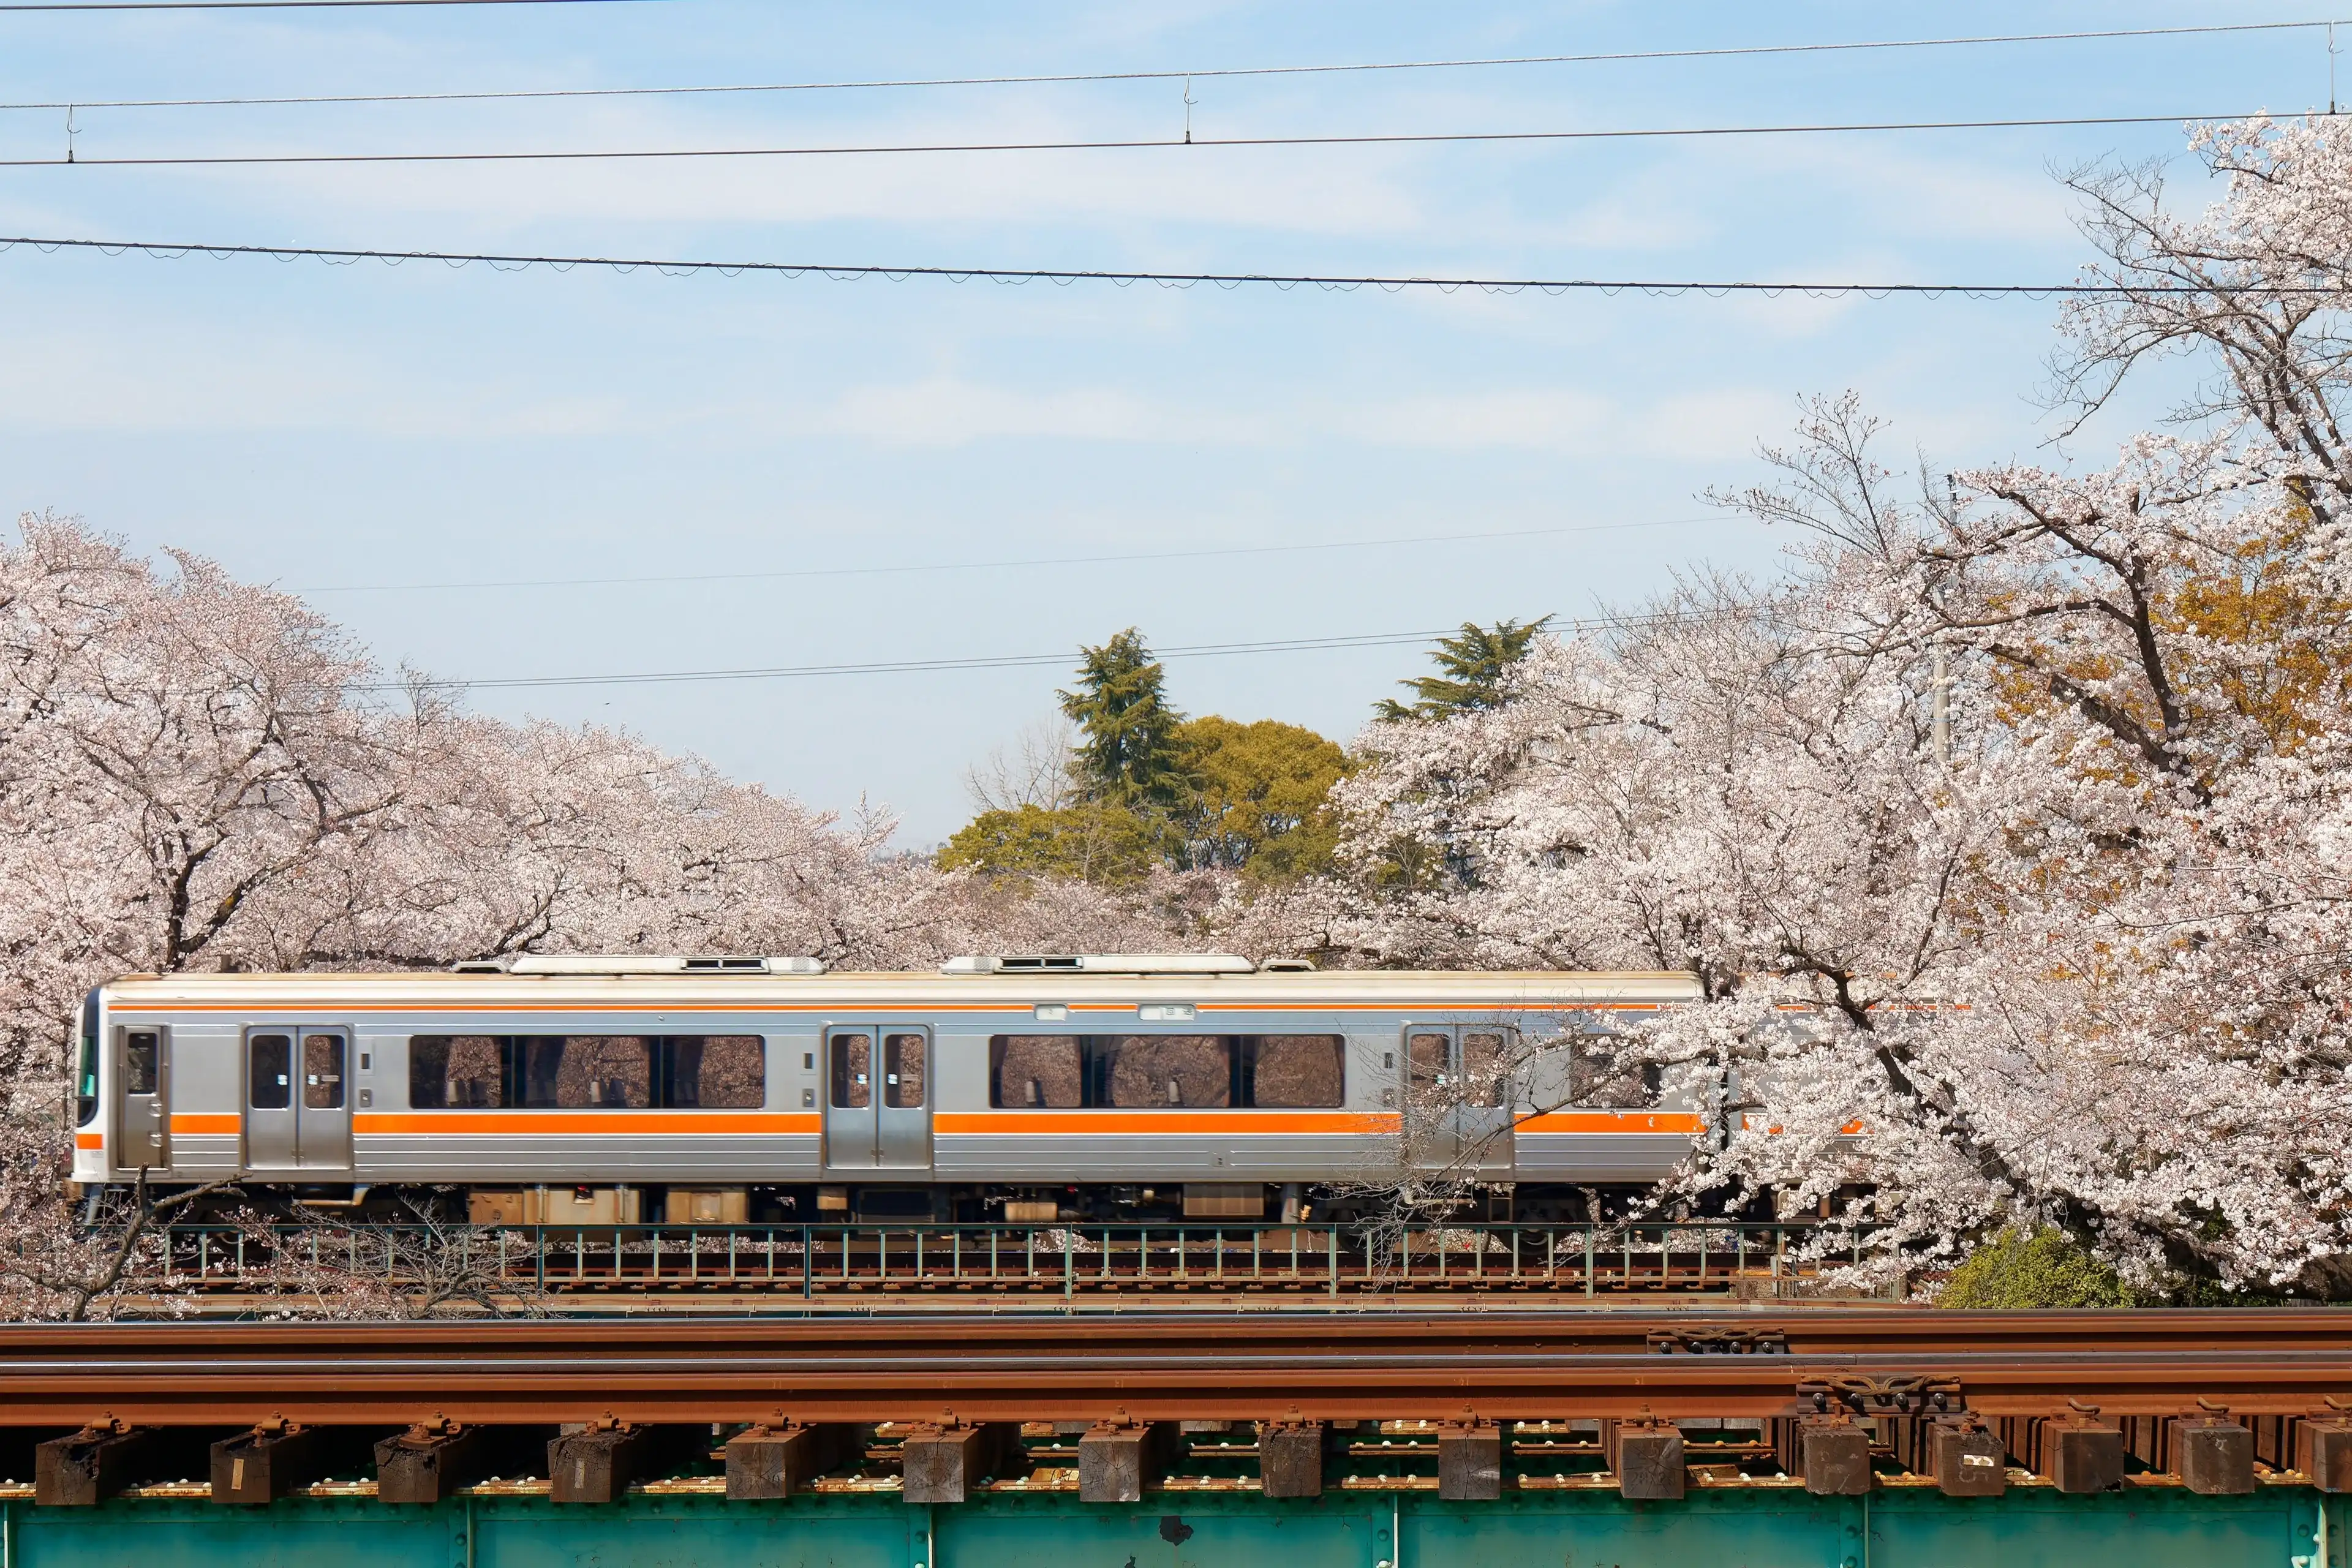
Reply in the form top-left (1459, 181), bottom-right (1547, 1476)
top-left (1058, 628), bottom-right (1193, 812)
top-left (1375, 617), bottom-right (1552, 721)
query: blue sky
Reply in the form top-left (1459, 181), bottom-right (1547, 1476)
top-left (0, 0), bottom-right (2318, 842)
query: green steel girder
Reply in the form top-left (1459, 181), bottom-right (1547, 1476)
top-left (0, 1488), bottom-right (2342, 1568)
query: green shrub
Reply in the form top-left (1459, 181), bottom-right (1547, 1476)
top-left (1937, 1227), bottom-right (2144, 1308)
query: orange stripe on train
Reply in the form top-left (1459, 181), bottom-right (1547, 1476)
top-left (933, 1111), bottom-right (1399, 1136)
top-left (353, 1112), bottom-right (822, 1136)
top-left (1515, 1112), bottom-right (1703, 1134)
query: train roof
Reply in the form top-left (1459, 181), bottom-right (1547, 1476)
top-left (99, 965), bottom-right (1702, 1012)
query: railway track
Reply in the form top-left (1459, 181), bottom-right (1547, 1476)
top-left (2, 1308), bottom-right (2345, 1423)
top-left (4, 1309), bottom-right (2346, 1506)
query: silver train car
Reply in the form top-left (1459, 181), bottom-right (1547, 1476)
top-left (69, 954), bottom-right (1703, 1223)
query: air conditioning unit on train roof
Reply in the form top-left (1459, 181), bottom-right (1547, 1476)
top-left (452, 954), bottom-right (827, 976)
top-left (941, 953), bottom-right (1256, 976)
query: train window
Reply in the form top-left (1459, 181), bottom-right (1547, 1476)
top-left (1242, 1035), bottom-right (1344, 1107)
top-left (249, 1033), bottom-right (293, 1109)
top-left (302, 1033), bottom-right (345, 1110)
top-left (1460, 1031), bottom-right (1510, 1109)
top-left (990, 1036), bottom-right (1081, 1107)
top-left (75, 989), bottom-right (100, 1126)
top-left (410, 1035), bottom-right (765, 1109)
top-left (666, 1035), bottom-right (764, 1109)
top-left (124, 1032), bottom-right (160, 1096)
top-left (989, 1035), bottom-right (1346, 1109)
top-left (526, 1036), bottom-right (652, 1109)
top-left (1407, 1033), bottom-right (1449, 1095)
top-left (1570, 1038), bottom-right (1660, 1109)
top-left (830, 1033), bottom-right (872, 1109)
top-left (883, 1033), bottom-right (925, 1107)
top-left (1102, 1036), bottom-right (1232, 1108)
top-left (410, 1036), bottom-right (505, 1107)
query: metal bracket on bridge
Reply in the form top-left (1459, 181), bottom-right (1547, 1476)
top-left (1794, 1374), bottom-right (1964, 1417)
top-left (1648, 1326), bottom-right (1789, 1355)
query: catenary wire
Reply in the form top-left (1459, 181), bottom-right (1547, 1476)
top-left (2, 0), bottom-right (648, 10)
top-left (300, 519), bottom-right (1723, 595)
top-left (352, 617), bottom-right (1679, 695)
top-left (2, 18), bottom-right (2339, 111)
top-left (0, 233), bottom-right (2316, 298)
top-left (0, 109), bottom-right (2283, 165)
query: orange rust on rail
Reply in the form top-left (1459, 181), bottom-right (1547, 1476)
top-left (0, 1310), bottom-right (2342, 1428)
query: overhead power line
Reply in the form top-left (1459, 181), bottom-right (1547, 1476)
top-left (0, 109), bottom-right (2274, 166)
top-left (0, 232), bottom-right (2313, 299)
top-left (3, 0), bottom-right (644, 9)
top-left (300, 519), bottom-right (1722, 596)
top-left (2, 0), bottom-right (644, 8)
top-left (1, 18), bottom-right (2336, 111)
top-left (369, 630), bottom-right (1464, 693)
top-left (356, 618), bottom-right (1678, 695)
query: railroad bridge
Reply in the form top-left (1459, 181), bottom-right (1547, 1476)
top-left (0, 1307), bottom-right (2346, 1566)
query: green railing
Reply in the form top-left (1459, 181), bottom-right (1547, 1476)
top-left (135, 1218), bottom-right (1881, 1301)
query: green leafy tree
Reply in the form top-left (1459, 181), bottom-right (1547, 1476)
top-left (1175, 716), bottom-right (1350, 881)
top-left (1375, 617), bottom-right (1553, 721)
top-left (943, 631), bottom-right (1353, 884)
top-left (1059, 628), bottom-right (1193, 812)
top-left (937, 801), bottom-right (1163, 884)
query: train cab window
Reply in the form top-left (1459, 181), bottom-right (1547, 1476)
top-left (249, 1033), bottom-right (293, 1109)
top-left (665, 1035), bottom-right (764, 1108)
top-left (1102, 1036), bottom-right (1232, 1107)
top-left (75, 989), bottom-right (100, 1126)
top-left (1242, 1035), bottom-right (1344, 1107)
top-left (883, 1033), bottom-right (926, 1107)
top-left (991, 1036), bottom-right (1080, 1108)
top-left (830, 1033), bottom-right (872, 1109)
top-left (124, 1032), bottom-right (160, 1095)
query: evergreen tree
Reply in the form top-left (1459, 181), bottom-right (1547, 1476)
top-left (1177, 715), bottom-right (1350, 880)
top-left (1375, 617), bottom-right (1553, 721)
top-left (937, 801), bottom-right (1163, 884)
top-left (1058, 628), bottom-right (1193, 811)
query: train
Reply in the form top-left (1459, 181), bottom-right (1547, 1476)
top-left (67, 953), bottom-right (1705, 1224)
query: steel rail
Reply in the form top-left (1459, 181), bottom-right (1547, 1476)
top-left (2, 1305), bottom-right (2343, 1352)
top-left (0, 1310), bottom-right (2344, 1425)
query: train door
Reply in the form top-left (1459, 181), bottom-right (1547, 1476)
top-left (114, 1025), bottom-right (169, 1172)
top-left (243, 1027), bottom-right (352, 1172)
top-left (1402, 1025), bottom-right (1515, 1175)
top-left (824, 1025), bottom-right (933, 1172)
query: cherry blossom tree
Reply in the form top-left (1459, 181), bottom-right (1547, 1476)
top-left (1287, 116), bottom-right (2352, 1298)
top-left (0, 514), bottom-right (1168, 1317)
